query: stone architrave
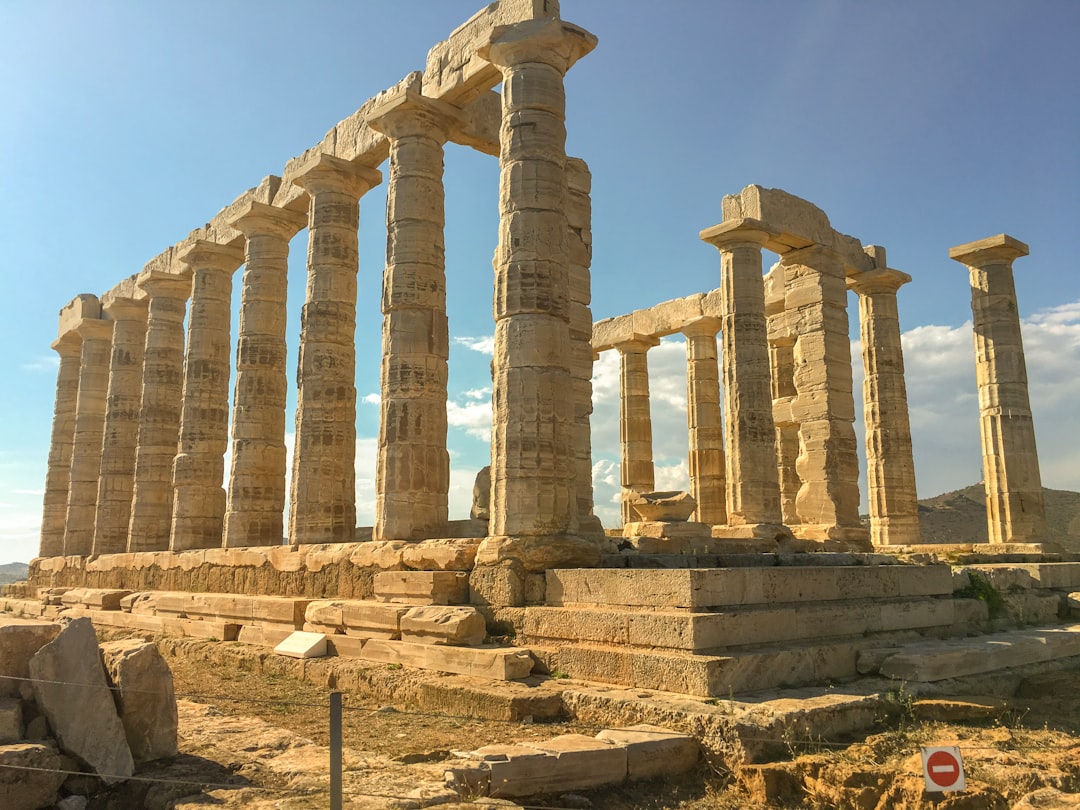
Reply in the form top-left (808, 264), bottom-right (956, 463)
top-left (223, 202), bottom-right (306, 548)
top-left (950, 234), bottom-right (1046, 544)
top-left (127, 272), bottom-right (191, 552)
top-left (63, 318), bottom-right (114, 556)
top-left (289, 154), bottom-right (382, 545)
top-left (567, 158), bottom-right (597, 527)
top-left (480, 19), bottom-right (597, 539)
top-left (170, 240), bottom-right (245, 551)
top-left (850, 267), bottom-right (921, 545)
top-left (92, 297), bottom-right (149, 555)
top-left (780, 245), bottom-right (863, 536)
top-left (615, 336), bottom-right (659, 527)
top-left (39, 333), bottom-right (82, 557)
top-left (683, 317), bottom-right (727, 526)
top-left (699, 219), bottom-right (783, 529)
top-left (367, 90), bottom-right (461, 542)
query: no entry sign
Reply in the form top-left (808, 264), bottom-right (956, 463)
top-left (921, 746), bottom-right (966, 792)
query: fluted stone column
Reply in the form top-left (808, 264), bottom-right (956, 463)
top-left (781, 245), bottom-right (862, 536)
top-left (170, 240), bottom-right (244, 551)
top-left (481, 19), bottom-right (597, 539)
top-left (683, 317), bottom-right (726, 526)
top-left (92, 297), bottom-right (149, 555)
top-left (63, 319), bottom-right (114, 556)
top-left (616, 337), bottom-right (659, 526)
top-left (39, 332), bottom-right (83, 557)
top-left (289, 154), bottom-right (381, 545)
top-left (223, 203), bottom-right (306, 548)
top-left (367, 91), bottom-right (460, 542)
top-left (950, 234), bottom-right (1045, 544)
top-left (700, 220), bottom-right (783, 529)
top-left (767, 272), bottom-right (801, 526)
top-left (567, 158), bottom-right (598, 529)
top-left (128, 272), bottom-right (190, 552)
top-left (851, 268), bottom-right (921, 546)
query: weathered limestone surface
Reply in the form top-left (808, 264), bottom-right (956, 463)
top-left (0, 699), bottom-right (22, 744)
top-left (683, 317), bottom-right (726, 525)
top-left (29, 618), bottom-right (134, 782)
top-left (223, 201), bottom-right (306, 548)
top-left (39, 332), bottom-right (82, 557)
top-left (64, 318), bottom-right (114, 556)
top-left (93, 296), bottom-right (149, 555)
top-left (374, 570), bottom-right (468, 605)
top-left (850, 267), bottom-right (920, 545)
top-left (289, 154), bottom-right (382, 545)
top-left (358, 638), bottom-right (534, 680)
top-left (0, 743), bottom-right (65, 810)
top-left (100, 639), bottom-right (179, 763)
top-left (367, 89), bottom-right (459, 542)
top-left (0, 618), bottom-right (61, 699)
top-left (400, 605), bottom-right (486, 645)
top-left (170, 240), bottom-right (245, 551)
top-left (615, 337), bottom-right (659, 526)
top-left (482, 18), bottom-right (597, 539)
top-left (950, 234), bottom-right (1046, 544)
top-left (594, 724), bottom-right (698, 781)
top-left (128, 271), bottom-right (191, 553)
top-left (700, 220), bottom-right (783, 527)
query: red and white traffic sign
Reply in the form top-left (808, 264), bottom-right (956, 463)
top-left (921, 746), bottom-right (966, 792)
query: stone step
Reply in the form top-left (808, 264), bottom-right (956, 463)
top-left (871, 624), bottom-right (1080, 682)
top-left (520, 596), bottom-right (955, 653)
top-left (373, 571), bottom-right (468, 605)
top-left (546, 565), bottom-right (952, 609)
top-left (133, 592), bottom-right (312, 628)
top-left (959, 562), bottom-right (1080, 591)
top-left (354, 638), bottom-right (534, 680)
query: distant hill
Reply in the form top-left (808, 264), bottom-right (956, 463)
top-left (918, 484), bottom-right (1080, 551)
top-left (0, 562), bottom-right (29, 586)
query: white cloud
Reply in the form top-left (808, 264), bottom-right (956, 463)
top-left (20, 356), bottom-right (59, 373)
top-left (454, 335), bottom-right (495, 355)
top-left (448, 398), bottom-right (492, 442)
top-left (361, 393), bottom-right (380, 406)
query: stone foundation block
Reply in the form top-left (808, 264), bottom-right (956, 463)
top-left (161, 618), bottom-right (239, 641)
top-left (0, 698), bottom-right (23, 744)
top-left (0, 743), bottom-right (65, 810)
top-left (326, 635), bottom-right (367, 657)
top-left (595, 724), bottom-right (698, 780)
top-left (79, 589), bottom-right (132, 611)
top-left (496, 734), bottom-right (627, 796)
top-left (359, 639), bottom-right (533, 680)
top-left (374, 571), bottom-right (468, 605)
top-left (0, 618), bottom-right (61, 698)
top-left (401, 606), bottom-right (487, 646)
top-left (470, 563), bottom-right (525, 608)
top-left (238, 625), bottom-right (295, 648)
top-left (304, 599), bottom-right (410, 639)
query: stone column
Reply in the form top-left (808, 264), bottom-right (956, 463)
top-left (780, 245), bottom-right (863, 539)
top-left (92, 297), bottom-right (149, 555)
top-left (616, 336), bottom-right (659, 526)
top-left (39, 332), bottom-right (83, 557)
top-left (950, 234), bottom-right (1045, 544)
top-left (567, 158), bottom-right (598, 530)
top-left (699, 220), bottom-right (784, 530)
top-left (223, 203), bottom-right (306, 548)
top-left (683, 317), bottom-right (726, 526)
top-left (766, 269), bottom-right (801, 526)
top-left (289, 154), bottom-right (381, 545)
top-left (480, 19), bottom-right (597, 540)
top-left (63, 319), bottom-right (114, 556)
top-left (170, 240), bottom-right (244, 551)
top-left (367, 91), bottom-right (460, 542)
top-left (128, 272), bottom-right (191, 552)
top-left (850, 268), bottom-right (921, 546)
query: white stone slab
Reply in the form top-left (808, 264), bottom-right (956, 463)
top-left (274, 631), bottom-right (328, 659)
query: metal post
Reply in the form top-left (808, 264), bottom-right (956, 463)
top-left (330, 691), bottom-right (342, 810)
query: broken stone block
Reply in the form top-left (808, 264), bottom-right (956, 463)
top-left (400, 606), bottom-right (486, 646)
top-left (100, 639), bottom-right (179, 764)
top-left (0, 617), bottom-right (61, 698)
top-left (359, 639), bottom-right (534, 680)
top-left (629, 491), bottom-right (697, 522)
top-left (29, 618), bottom-right (133, 782)
top-left (374, 571), bottom-right (468, 605)
top-left (78, 589), bottom-right (132, 611)
top-left (0, 698), bottom-right (23, 744)
top-left (0, 743), bottom-right (65, 810)
top-left (595, 724), bottom-right (698, 780)
top-left (274, 631), bottom-right (328, 659)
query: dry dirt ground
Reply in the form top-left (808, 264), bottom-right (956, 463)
top-left (83, 642), bottom-right (1080, 810)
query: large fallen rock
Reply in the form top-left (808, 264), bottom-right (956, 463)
top-left (100, 639), bottom-right (179, 763)
top-left (0, 742), bottom-right (65, 810)
top-left (0, 617), bottom-right (61, 698)
top-left (29, 618), bottom-right (133, 782)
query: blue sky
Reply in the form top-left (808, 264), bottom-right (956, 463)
top-left (2, 1), bottom-right (1078, 563)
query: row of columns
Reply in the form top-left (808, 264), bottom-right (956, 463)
top-left (40, 17), bottom-right (600, 559)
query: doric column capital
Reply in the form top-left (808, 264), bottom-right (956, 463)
top-left (138, 270), bottom-right (192, 301)
top-left (291, 152), bottom-right (382, 198)
top-left (74, 318), bottom-right (114, 342)
top-left (366, 88), bottom-right (464, 141)
top-left (949, 233), bottom-right (1029, 269)
top-left (700, 218), bottom-right (779, 251)
top-left (480, 18), bottom-right (597, 73)
top-left (102, 295), bottom-right (149, 323)
top-left (50, 332), bottom-right (82, 357)
top-left (176, 239), bottom-right (245, 274)
top-left (849, 268), bottom-right (912, 296)
top-left (227, 201), bottom-right (307, 241)
top-left (682, 316), bottom-right (723, 339)
top-left (614, 334), bottom-right (660, 355)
